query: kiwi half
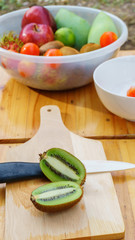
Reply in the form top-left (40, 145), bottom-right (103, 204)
top-left (39, 148), bottom-right (86, 185)
top-left (30, 181), bottom-right (83, 212)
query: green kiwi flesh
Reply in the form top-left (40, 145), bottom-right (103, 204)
top-left (30, 181), bottom-right (83, 212)
top-left (39, 148), bottom-right (86, 185)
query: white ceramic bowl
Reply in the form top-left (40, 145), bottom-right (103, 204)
top-left (0, 5), bottom-right (128, 90)
top-left (93, 55), bottom-right (135, 121)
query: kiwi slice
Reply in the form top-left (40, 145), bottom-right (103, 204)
top-left (30, 181), bottom-right (83, 212)
top-left (39, 148), bottom-right (86, 185)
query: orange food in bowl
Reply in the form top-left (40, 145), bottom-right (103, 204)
top-left (127, 87), bottom-right (135, 97)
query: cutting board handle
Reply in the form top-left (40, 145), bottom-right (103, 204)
top-left (39, 105), bottom-right (66, 132)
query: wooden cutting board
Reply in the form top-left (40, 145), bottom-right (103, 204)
top-left (4, 105), bottom-right (124, 240)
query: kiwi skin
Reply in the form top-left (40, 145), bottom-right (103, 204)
top-left (39, 148), bottom-right (86, 186)
top-left (60, 46), bottom-right (79, 55)
top-left (80, 43), bottom-right (101, 53)
top-left (40, 40), bottom-right (64, 55)
top-left (30, 190), bottom-right (83, 213)
top-left (30, 182), bottom-right (83, 213)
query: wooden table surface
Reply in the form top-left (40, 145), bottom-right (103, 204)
top-left (0, 50), bottom-right (135, 240)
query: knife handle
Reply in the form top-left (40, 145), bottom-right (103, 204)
top-left (0, 162), bottom-right (44, 183)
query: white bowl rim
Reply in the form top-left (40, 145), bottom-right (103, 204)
top-left (93, 55), bottom-right (135, 99)
top-left (0, 5), bottom-right (128, 63)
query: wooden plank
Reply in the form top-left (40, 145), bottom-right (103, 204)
top-left (4, 106), bottom-right (124, 240)
top-left (0, 145), bottom-right (8, 240)
top-left (102, 139), bottom-right (135, 240)
top-left (1, 139), bottom-right (135, 239)
top-left (0, 183), bottom-right (5, 240)
top-left (0, 51), bottom-right (135, 141)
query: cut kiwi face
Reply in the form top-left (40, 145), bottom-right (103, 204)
top-left (30, 181), bottom-right (83, 212)
top-left (39, 148), bottom-right (86, 185)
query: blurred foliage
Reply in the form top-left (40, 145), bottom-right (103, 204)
top-left (0, 0), bottom-right (134, 10)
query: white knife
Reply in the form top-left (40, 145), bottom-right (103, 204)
top-left (82, 160), bottom-right (135, 173)
top-left (0, 160), bottom-right (135, 183)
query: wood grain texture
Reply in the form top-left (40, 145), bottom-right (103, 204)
top-left (0, 183), bottom-right (5, 240)
top-left (0, 50), bottom-right (135, 141)
top-left (102, 140), bottom-right (135, 240)
top-left (0, 145), bottom-right (8, 240)
top-left (1, 139), bottom-right (135, 240)
top-left (4, 106), bottom-right (124, 240)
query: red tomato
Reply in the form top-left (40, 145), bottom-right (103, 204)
top-left (44, 49), bottom-right (63, 69)
top-left (44, 49), bottom-right (63, 57)
top-left (1, 50), bottom-right (18, 69)
top-left (20, 43), bottom-right (40, 56)
top-left (127, 87), bottom-right (135, 97)
top-left (18, 60), bottom-right (36, 77)
top-left (100, 32), bottom-right (118, 47)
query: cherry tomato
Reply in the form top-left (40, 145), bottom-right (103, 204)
top-left (18, 60), bottom-right (36, 77)
top-left (44, 49), bottom-right (63, 57)
top-left (20, 43), bottom-right (40, 56)
top-left (127, 87), bottom-right (135, 97)
top-left (100, 32), bottom-right (118, 47)
top-left (44, 49), bottom-right (63, 69)
top-left (1, 50), bottom-right (18, 69)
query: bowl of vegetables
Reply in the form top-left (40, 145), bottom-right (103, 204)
top-left (0, 5), bottom-right (128, 91)
top-left (93, 55), bottom-right (135, 121)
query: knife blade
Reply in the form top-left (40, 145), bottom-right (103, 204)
top-left (81, 160), bottom-right (135, 173)
top-left (0, 160), bottom-right (135, 183)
